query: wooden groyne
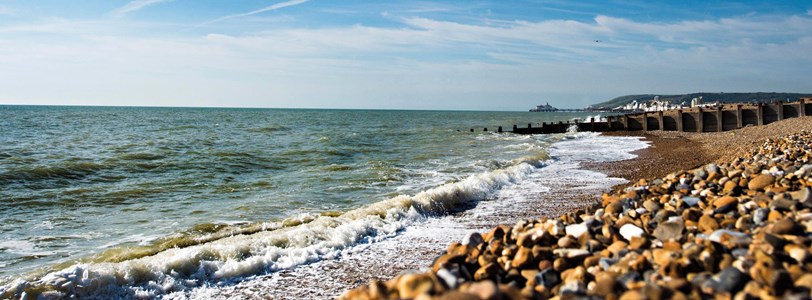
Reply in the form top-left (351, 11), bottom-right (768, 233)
top-left (498, 98), bottom-right (812, 134)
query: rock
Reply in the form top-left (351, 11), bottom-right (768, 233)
top-left (769, 269), bottom-right (792, 296)
top-left (553, 248), bottom-right (590, 259)
top-left (748, 174), bottom-right (775, 191)
top-left (753, 208), bottom-right (769, 225)
top-left (786, 244), bottom-right (810, 263)
top-left (591, 272), bottom-right (618, 297)
top-left (698, 215), bottom-right (720, 233)
top-left (708, 229), bottom-right (749, 244)
top-left (790, 187), bottom-right (812, 208)
top-left (643, 200), bottom-right (661, 213)
top-left (713, 196), bottom-right (739, 209)
top-left (433, 254), bottom-right (465, 272)
top-left (397, 273), bottom-right (436, 299)
top-left (462, 232), bottom-right (484, 246)
top-left (606, 241), bottom-right (628, 256)
top-left (466, 281), bottom-right (499, 300)
top-left (770, 197), bottom-right (797, 211)
top-left (652, 218), bottom-right (685, 242)
top-left (770, 218), bottom-right (802, 235)
top-left (619, 224), bottom-right (645, 241)
top-left (652, 249), bottom-right (677, 268)
top-left (557, 236), bottom-right (578, 248)
top-left (559, 281), bottom-right (586, 295)
top-left (681, 196), bottom-right (701, 207)
top-left (474, 263), bottom-right (500, 281)
top-left (565, 223), bottom-right (589, 239)
top-left (534, 269), bottom-right (560, 289)
top-left (795, 273), bottom-right (812, 290)
top-left (511, 247), bottom-right (534, 268)
top-left (708, 267), bottom-right (749, 293)
top-left (436, 268), bottom-right (463, 289)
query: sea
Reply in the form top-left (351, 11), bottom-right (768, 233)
top-left (0, 106), bottom-right (649, 299)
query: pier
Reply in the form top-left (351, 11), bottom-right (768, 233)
top-left (489, 98), bottom-right (812, 134)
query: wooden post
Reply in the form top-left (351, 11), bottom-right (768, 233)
top-left (513, 124), bottom-right (518, 131)
top-left (498, 126), bottom-right (502, 133)
top-left (777, 101), bottom-right (784, 120)
top-left (541, 122), bottom-right (546, 133)
top-left (697, 107), bottom-right (704, 132)
top-left (607, 116), bottom-right (613, 130)
top-left (716, 106), bottom-right (723, 132)
top-left (757, 103), bottom-right (764, 126)
top-left (677, 109), bottom-right (683, 132)
top-left (736, 105), bottom-right (743, 128)
top-left (528, 123), bottom-right (532, 129)
top-left (642, 112), bottom-right (649, 131)
top-left (590, 117), bottom-right (595, 131)
top-left (801, 99), bottom-right (807, 117)
top-left (657, 111), bottom-right (664, 131)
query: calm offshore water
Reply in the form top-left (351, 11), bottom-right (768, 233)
top-left (0, 106), bottom-right (617, 297)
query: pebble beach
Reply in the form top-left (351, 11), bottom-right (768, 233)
top-left (343, 116), bottom-right (812, 299)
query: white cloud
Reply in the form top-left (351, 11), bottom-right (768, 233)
top-left (109, 0), bottom-right (172, 17)
top-left (193, 0), bottom-right (309, 28)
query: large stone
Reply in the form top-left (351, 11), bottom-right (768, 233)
top-left (534, 268), bottom-right (560, 289)
top-left (511, 247), bottom-right (534, 268)
top-left (565, 223), bottom-right (589, 239)
top-left (708, 267), bottom-right (749, 293)
top-left (397, 273), bottom-right (436, 299)
top-left (652, 217), bottom-right (685, 242)
top-left (462, 232), bottom-right (484, 246)
top-left (619, 224), bottom-right (645, 241)
top-left (698, 215), bottom-right (720, 233)
top-left (466, 281), bottom-right (499, 300)
top-left (790, 187), bottom-right (812, 208)
top-left (748, 174), bottom-right (775, 191)
top-left (713, 196), bottom-right (737, 209)
top-left (770, 218), bottom-right (803, 235)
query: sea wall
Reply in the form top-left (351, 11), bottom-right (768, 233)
top-left (509, 99), bottom-right (811, 134)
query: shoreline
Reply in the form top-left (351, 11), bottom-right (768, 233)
top-left (344, 116), bottom-right (812, 299)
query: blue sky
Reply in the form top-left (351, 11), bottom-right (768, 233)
top-left (0, 1), bottom-right (810, 110)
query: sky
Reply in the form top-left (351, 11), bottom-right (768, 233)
top-left (0, 1), bottom-right (810, 110)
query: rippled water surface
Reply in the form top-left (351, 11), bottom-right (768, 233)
top-left (0, 106), bottom-right (603, 286)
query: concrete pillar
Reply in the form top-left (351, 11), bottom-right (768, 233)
top-left (606, 116), bottom-right (613, 130)
top-left (677, 109), bottom-right (683, 132)
top-left (801, 99), bottom-right (807, 117)
top-left (736, 105), bottom-right (743, 128)
top-left (657, 111), bottom-right (664, 131)
top-left (757, 103), bottom-right (764, 126)
top-left (697, 108), bottom-right (704, 133)
top-left (642, 112), bottom-right (648, 131)
top-left (777, 101), bottom-right (784, 120)
top-left (716, 106), bottom-right (723, 132)
top-left (623, 115), bottom-right (629, 130)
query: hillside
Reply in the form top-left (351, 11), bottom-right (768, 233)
top-left (591, 92), bottom-right (812, 109)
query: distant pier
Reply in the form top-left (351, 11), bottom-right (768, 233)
top-left (479, 98), bottom-right (812, 134)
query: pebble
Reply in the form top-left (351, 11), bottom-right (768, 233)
top-left (619, 224), bottom-right (645, 241)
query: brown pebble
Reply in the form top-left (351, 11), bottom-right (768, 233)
top-left (698, 215), bottom-right (720, 233)
top-left (748, 174), bottom-right (775, 191)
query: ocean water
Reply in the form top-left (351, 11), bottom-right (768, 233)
top-left (0, 106), bottom-right (647, 299)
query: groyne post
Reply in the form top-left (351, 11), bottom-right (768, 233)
top-left (498, 126), bottom-right (503, 133)
top-left (801, 99), bottom-right (807, 117)
top-left (642, 112), bottom-right (649, 131)
top-left (757, 103), bottom-right (764, 126)
top-left (777, 101), bottom-right (784, 121)
top-left (716, 106), bottom-right (723, 132)
top-left (590, 117), bottom-right (595, 131)
top-left (658, 111), bottom-right (664, 131)
top-left (698, 107), bottom-right (704, 132)
top-left (513, 124), bottom-right (518, 131)
top-left (677, 109), bottom-right (683, 132)
top-left (736, 105), bottom-right (743, 128)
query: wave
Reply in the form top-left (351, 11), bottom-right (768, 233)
top-left (0, 156), bottom-right (546, 299)
top-left (0, 161), bottom-right (111, 184)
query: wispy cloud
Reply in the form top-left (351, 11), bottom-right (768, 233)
top-left (193, 0), bottom-right (308, 29)
top-left (109, 0), bottom-right (172, 17)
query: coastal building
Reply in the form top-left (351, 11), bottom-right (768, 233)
top-left (612, 96), bottom-right (683, 112)
top-left (529, 102), bottom-right (558, 112)
top-left (691, 96), bottom-right (703, 107)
